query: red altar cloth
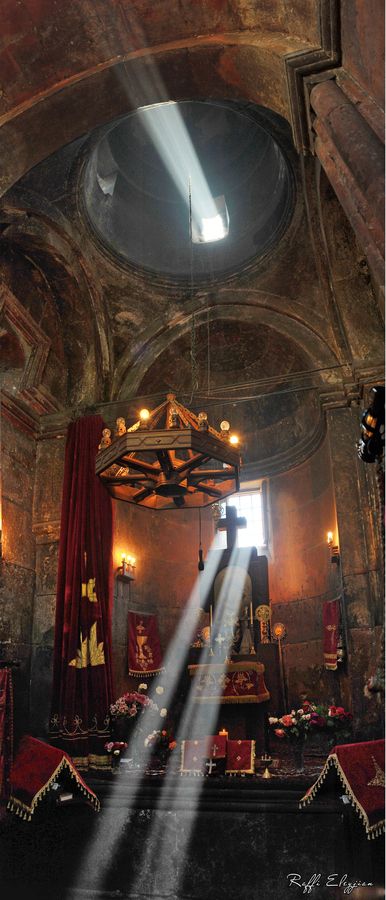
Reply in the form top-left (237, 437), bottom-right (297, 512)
top-left (180, 735), bottom-right (227, 774)
top-left (7, 736), bottom-right (100, 821)
top-left (188, 661), bottom-right (269, 704)
top-left (226, 740), bottom-right (255, 774)
top-left (300, 739), bottom-right (385, 839)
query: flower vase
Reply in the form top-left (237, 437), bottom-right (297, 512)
top-left (111, 717), bottom-right (132, 743)
top-left (292, 743), bottom-right (305, 773)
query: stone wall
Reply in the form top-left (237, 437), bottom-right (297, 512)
top-left (0, 414), bottom-right (36, 740)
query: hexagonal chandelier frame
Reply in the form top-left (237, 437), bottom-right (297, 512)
top-left (96, 394), bottom-right (240, 510)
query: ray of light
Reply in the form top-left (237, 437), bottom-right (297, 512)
top-left (117, 546), bottom-right (253, 899)
top-left (102, 9), bottom-right (223, 234)
top-left (69, 532), bottom-right (236, 894)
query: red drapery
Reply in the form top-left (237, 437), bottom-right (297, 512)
top-left (49, 416), bottom-right (114, 770)
top-left (300, 740), bottom-right (385, 839)
top-left (8, 735), bottom-right (100, 821)
top-left (0, 668), bottom-right (13, 803)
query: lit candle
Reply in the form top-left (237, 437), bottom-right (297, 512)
top-left (219, 728), bottom-right (228, 739)
top-left (210, 604), bottom-right (213, 629)
top-left (250, 602), bottom-right (253, 625)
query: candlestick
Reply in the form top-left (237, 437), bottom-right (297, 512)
top-left (210, 604), bottom-right (213, 629)
top-left (264, 715), bottom-right (271, 756)
top-left (250, 602), bottom-right (253, 625)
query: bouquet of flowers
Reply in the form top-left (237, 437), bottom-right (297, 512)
top-left (104, 740), bottom-right (128, 769)
top-left (109, 683), bottom-right (159, 720)
top-left (307, 702), bottom-right (353, 746)
top-left (144, 728), bottom-right (177, 765)
top-left (269, 708), bottom-right (313, 743)
top-left (269, 701), bottom-right (352, 747)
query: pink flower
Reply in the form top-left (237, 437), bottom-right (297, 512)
top-left (311, 714), bottom-right (326, 727)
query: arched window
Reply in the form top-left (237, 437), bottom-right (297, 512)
top-left (218, 489), bottom-right (266, 549)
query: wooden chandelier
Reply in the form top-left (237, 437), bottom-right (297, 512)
top-left (96, 394), bottom-right (240, 510)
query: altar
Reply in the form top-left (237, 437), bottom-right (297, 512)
top-left (187, 660), bottom-right (270, 744)
top-left (188, 660), bottom-right (269, 705)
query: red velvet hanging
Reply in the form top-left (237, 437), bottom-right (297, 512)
top-left (49, 416), bottom-right (114, 770)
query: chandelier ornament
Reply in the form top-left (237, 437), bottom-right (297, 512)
top-left (96, 393), bottom-right (240, 510)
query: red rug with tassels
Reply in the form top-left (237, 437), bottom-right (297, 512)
top-left (7, 735), bottom-right (100, 821)
top-left (300, 739), bottom-right (385, 839)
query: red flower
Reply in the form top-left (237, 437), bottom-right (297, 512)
top-left (169, 741), bottom-right (177, 751)
top-left (281, 714), bottom-right (294, 727)
top-left (335, 707), bottom-right (345, 715)
top-left (274, 728), bottom-right (285, 738)
top-left (328, 706), bottom-right (337, 716)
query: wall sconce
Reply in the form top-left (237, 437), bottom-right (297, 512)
top-left (327, 532), bottom-right (340, 565)
top-left (117, 554), bottom-right (136, 581)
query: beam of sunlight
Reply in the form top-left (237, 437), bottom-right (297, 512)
top-left (126, 546), bottom-right (253, 899)
top-left (70, 532), bottom-right (231, 895)
top-left (103, 9), bottom-right (224, 235)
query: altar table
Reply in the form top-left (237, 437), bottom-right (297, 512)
top-left (187, 660), bottom-right (270, 704)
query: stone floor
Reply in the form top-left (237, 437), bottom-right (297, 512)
top-left (0, 765), bottom-right (383, 900)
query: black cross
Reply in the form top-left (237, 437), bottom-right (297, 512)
top-left (217, 504), bottom-right (247, 550)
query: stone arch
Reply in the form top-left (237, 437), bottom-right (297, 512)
top-left (112, 301), bottom-right (343, 478)
top-left (115, 299), bottom-right (342, 400)
top-left (0, 36), bottom-right (306, 198)
top-left (0, 202), bottom-right (112, 404)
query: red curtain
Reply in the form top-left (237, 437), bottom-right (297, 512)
top-left (0, 668), bottom-right (13, 803)
top-left (49, 416), bottom-right (114, 770)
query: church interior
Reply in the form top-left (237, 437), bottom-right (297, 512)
top-left (0, 1), bottom-right (384, 898)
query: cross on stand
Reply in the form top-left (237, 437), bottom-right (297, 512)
top-left (217, 504), bottom-right (247, 550)
top-left (216, 504), bottom-right (256, 657)
top-left (205, 759), bottom-right (217, 775)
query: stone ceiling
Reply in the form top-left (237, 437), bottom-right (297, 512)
top-left (0, 1), bottom-right (383, 477)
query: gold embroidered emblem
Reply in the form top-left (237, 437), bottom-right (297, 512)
top-left (69, 622), bottom-right (105, 668)
top-left (81, 579), bottom-right (98, 602)
top-left (367, 757), bottom-right (385, 787)
top-left (135, 621), bottom-right (153, 670)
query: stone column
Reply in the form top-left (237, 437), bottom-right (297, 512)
top-left (326, 406), bottom-right (383, 730)
top-left (310, 79), bottom-right (384, 288)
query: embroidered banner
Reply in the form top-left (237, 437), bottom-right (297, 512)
top-left (323, 598), bottom-right (340, 670)
top-left (49, 416), bottom-right (114, 770)
top-left (128, 611), bottom-right (163, 676)
top-left (188, 661), bottom-right (269, 704)
top-left (8, 736), bottom-right (100, 821)
top-left (226, 739), bottom-right (255, 774)
top-left (0, 668), bottom-right (13, 803)
top-left (300, 739), bottom-right (385, 839)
